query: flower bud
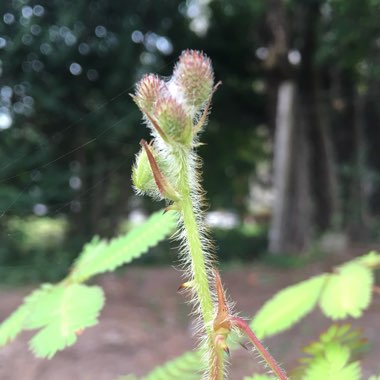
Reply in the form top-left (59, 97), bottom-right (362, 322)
top-left (131, 147), bottom-right (156, 195)
top-left (172, 50), bottom-right (214, 114)
top-left (154, 97), bottom-right (192, 145)
top-left (133, 74), bottom-right (167, 114)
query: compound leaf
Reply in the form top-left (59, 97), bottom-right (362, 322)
top-left (70, 210), bottom-right (177, 282)
top-left (303, 344), bottom-right (360, 380)
top-left (251, 274), bottom-right (327, 339)
top-left (0, 284), bottom-right (53, 346)
top-left (28, 283), bottom-right (104, 358)
top-left (319, 263), bottom-right (373, 320)
top-left (141, 350), bottom-right (202, 380)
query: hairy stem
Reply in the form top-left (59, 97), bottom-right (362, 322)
top-left (231, 317), bottom-right (288, 380)
top-left (177, 150), bottom-right (222, 379)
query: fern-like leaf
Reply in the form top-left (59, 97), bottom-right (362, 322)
top-left (140, 350), bottom-right (202, 380)
top-left (303, 343), bottom-right (361, 380)
top-left (70, 210), bottom-right (177, 282)
top-left (26, 284), bottom-right (104, 358)
top-left (319, 263), bottom-right (373, 319)
top-left (0, 284), bottom-right (53, 346)
top-left (251, 274), bottom-right (327, 339)
top-left (303, 324), bottom-right (367, 358)
top-left (292, 324), bottom-right (367, 379)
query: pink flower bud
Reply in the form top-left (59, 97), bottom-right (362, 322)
top-left (133, 74), bottom-right (167, 114)
top-left (154, 97), bottom-right (192, 145)
top-left (172, 50), bottom-right (214, 114)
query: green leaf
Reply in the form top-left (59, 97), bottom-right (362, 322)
top-left (28, 284), bottom-right (104, 358)
top-left (303, 344), bottom-right (361, 380)
top-left (354, 251), bottom-right (380, 269)
top-left (251, 274), bottom-right (327, 338)
top-left (0, 284), bottom-right (53, 346)
top-left (304, 324), bottom-right (367, 358)
top-left (70, 210), bottom-right (177, 282)
top-left (319, 263), bottom-right (373, 319)
top-left (292, 324), bottom-right (366, 379)
top-left (141, 350), bottom-right (202, 380)
top-left (243, 375), bottom-right (274, 380)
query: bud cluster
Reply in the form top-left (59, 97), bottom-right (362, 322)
top-left (131, 50), bottom-right (215, 201)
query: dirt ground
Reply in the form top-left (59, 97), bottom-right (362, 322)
top-left (0, 260), bottom-right (379, 380)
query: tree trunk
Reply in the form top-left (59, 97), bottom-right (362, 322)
top-left (269, 81), bottom-right (312, 253)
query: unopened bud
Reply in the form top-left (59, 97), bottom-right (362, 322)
top-left (172, 50), bottom-right (214, 114)
top-left (131, 147), bottom-right (156, 195)
top-left (133, 74), bottom-right (167, 114)
top-left (155, 97), bottom-right (192, 145)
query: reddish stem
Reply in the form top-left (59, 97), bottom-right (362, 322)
top-left (231, 317), bottom-right (289, 380)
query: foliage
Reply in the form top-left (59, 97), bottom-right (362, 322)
top-left (0, 210), bottom-right (176, 358)
top-left (251, 274), bottom-right (327, 339)
top-left (251, 252), bottom-right (380, 339)
top-left (291, 324), bottom-right (367, 379)
top-left (140, 350), bottom-right (202, 380)
top-left (69, 210), bottom-right (177, 282)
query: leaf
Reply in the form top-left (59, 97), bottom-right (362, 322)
top-left (70, 210), bottom-right (177, 282)
top-left (354, 251), bottom-right (380, 269)
top-left (0, 284), bottom-right (53, 346)
top-left (141, 350), bottom-right (202, 380)
top-left (303, 344), bottom-right (361, 380)
top-left (292, 324), bottom-right (366, 379)
top-left (251, 274), bottom-right (327, 339)
top-left (243, 375), bottom-right (274, 380)
top-left (28, 284), bottom-right (104, 358)
top-left (319, 263), bottom-right (373, 319)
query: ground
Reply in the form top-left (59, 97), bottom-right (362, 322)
top-left (0, 260), bottom-right (379, 380)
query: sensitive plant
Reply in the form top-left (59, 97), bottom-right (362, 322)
top-left (0, 51), bottom-right (379, 380)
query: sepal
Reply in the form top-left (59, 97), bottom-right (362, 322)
top-left (140, 140), bottom-right (180, 202)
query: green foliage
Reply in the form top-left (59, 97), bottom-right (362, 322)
top-left (141, 350), bottom-right (202, 380)
top-left (303, 344), bottom-right (361, 380)
top-left (251, 275), bottom-right (327, 339)
top-left (117, 351), bottom-right (202, 380)
top-left (28, 284), bottom-right (104, 358)
top-left (243, 375), bottom-right (274, 380)
top-left (69, 210), bottom-right (177, 282)
top-left (0, 283), bottom-right (104, 359)
top-left (0, 210), bottom-right (174, 359)
top-left (319, 263), bottom-right (373, 319)
top-left (251, 253), bottom-right (379, 339)
top-left (354, 251), bottom-right (380, 268)
top-left (0, 284), bottom-right (53, 346)
top-left (292, 324), bottom-right (367, 379)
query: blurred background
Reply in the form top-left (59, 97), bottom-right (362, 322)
top-left (1, 1), bottom-right (380, 379)
top-left (0, 0), bottom-right (380, 279)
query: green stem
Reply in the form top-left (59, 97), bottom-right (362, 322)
top-left (181, 195), bottom-right (214, 323)
top-left (177, 150), bottom-right (223, 379)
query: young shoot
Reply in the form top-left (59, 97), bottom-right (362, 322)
top-left (131, 50), bottom-right (288, 380)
